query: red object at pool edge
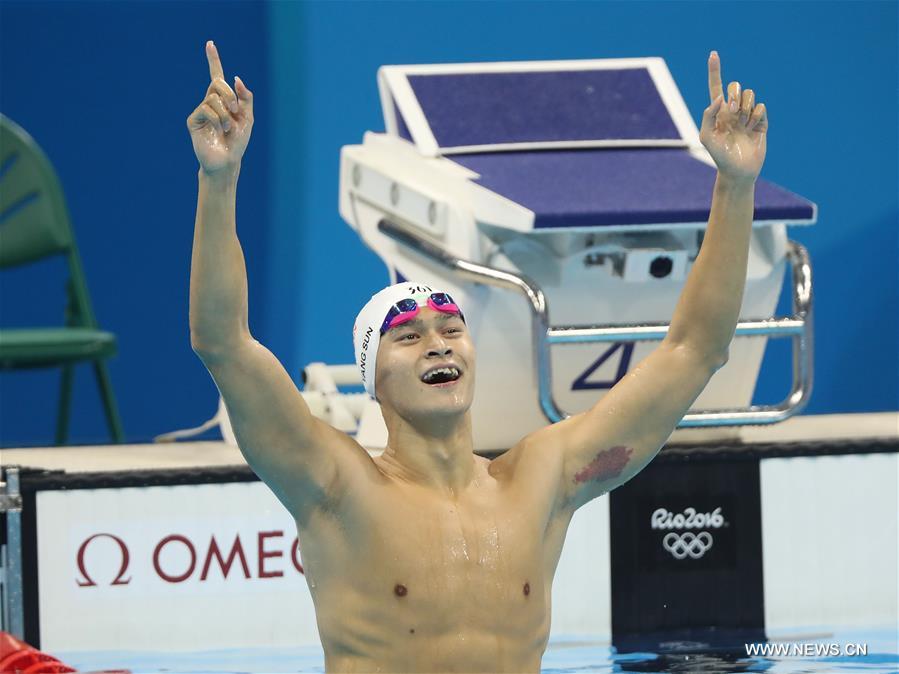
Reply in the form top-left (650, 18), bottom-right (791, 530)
top-left (0, 631), bottom-right (131, 674)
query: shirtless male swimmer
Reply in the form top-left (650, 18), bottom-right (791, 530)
top-left (187, 41), bottom-right (767, 673)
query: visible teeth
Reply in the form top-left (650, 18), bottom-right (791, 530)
top-left (422, 367), bottom-right (460, 383)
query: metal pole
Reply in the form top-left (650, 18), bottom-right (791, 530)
top-left (1, 467), bottom-right (24, 638)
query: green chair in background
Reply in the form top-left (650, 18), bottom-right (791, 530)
top-left (0, 113), bottom-right (124, 445)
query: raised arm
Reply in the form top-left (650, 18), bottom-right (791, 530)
top-left (511, 51), bottom-right (769, 514)
top-left (186, 41), bottom-right (374, 522)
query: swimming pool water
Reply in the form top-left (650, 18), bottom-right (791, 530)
top-left (55, 628), bottom-right (898, 674)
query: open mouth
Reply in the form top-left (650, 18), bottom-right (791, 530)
top-left (420, 366), bottom-right (462, 386)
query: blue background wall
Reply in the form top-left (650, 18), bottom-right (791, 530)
top-left (1, 0), bottom-right (896, 447)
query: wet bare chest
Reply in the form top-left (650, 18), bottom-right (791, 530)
top-left (314, 480), bottom-right (549, 633)
top-left (379, 492), bottom-right (539, 600)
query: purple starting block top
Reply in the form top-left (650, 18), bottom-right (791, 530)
top-left (385, 62), bottom-right (816, 227)
top-left (451, 148), bottom-right (816, 228)
top-left (405, 69), bottom-right (681, 147)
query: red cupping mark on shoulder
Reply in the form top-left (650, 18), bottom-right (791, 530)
top-left (573, 445), bottom-right (633, 484)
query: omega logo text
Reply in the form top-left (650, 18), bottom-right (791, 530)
top-left (75, 530), bottom-right (305, 587)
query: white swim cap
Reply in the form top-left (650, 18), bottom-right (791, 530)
top-left (353, 282), bottom-right (464, 399)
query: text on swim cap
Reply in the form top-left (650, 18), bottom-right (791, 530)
top-left (359, 326), bottom-right (373, 384)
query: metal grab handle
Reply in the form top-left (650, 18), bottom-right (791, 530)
top-left (378, 219), bottom-right (813, 427)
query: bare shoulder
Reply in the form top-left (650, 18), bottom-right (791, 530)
top-left (488, 426), bottom-right (564, 480)
top-left (487, 430), bottom-right (567, 513)
top-left (283, 422), bottom-right (387, 527)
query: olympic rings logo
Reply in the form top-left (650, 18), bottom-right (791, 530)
top-left (662, 531), bottom-right (714, 560)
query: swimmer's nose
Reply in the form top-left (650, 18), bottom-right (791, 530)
top-left (426, 342), bottom-right (452, 358)
top-left (422, 326), bottom-right (455, 359)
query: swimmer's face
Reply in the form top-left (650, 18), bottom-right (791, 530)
top-left (375, 306), bottom-right (475, 420)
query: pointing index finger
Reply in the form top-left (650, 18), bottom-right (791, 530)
top-left (708, 50), bottom-right (723, 104)
top-left (206, 40), bottom-right (225, 82)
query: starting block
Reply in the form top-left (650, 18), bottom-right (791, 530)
top-left (334, 57), bottom-right (817, 451)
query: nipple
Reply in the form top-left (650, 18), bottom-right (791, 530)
top-left (394, 583), bottom-right (408, 597)
top-left (523, 581), bottom-right (530, 596)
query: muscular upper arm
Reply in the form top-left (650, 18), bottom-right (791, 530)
top-left (516, 340), bottom-right (723, 514)
top-left (194, 337), bottom-right (377, 522)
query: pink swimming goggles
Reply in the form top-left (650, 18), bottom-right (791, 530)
top-left (379, 292), bottom-right (465, 335)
